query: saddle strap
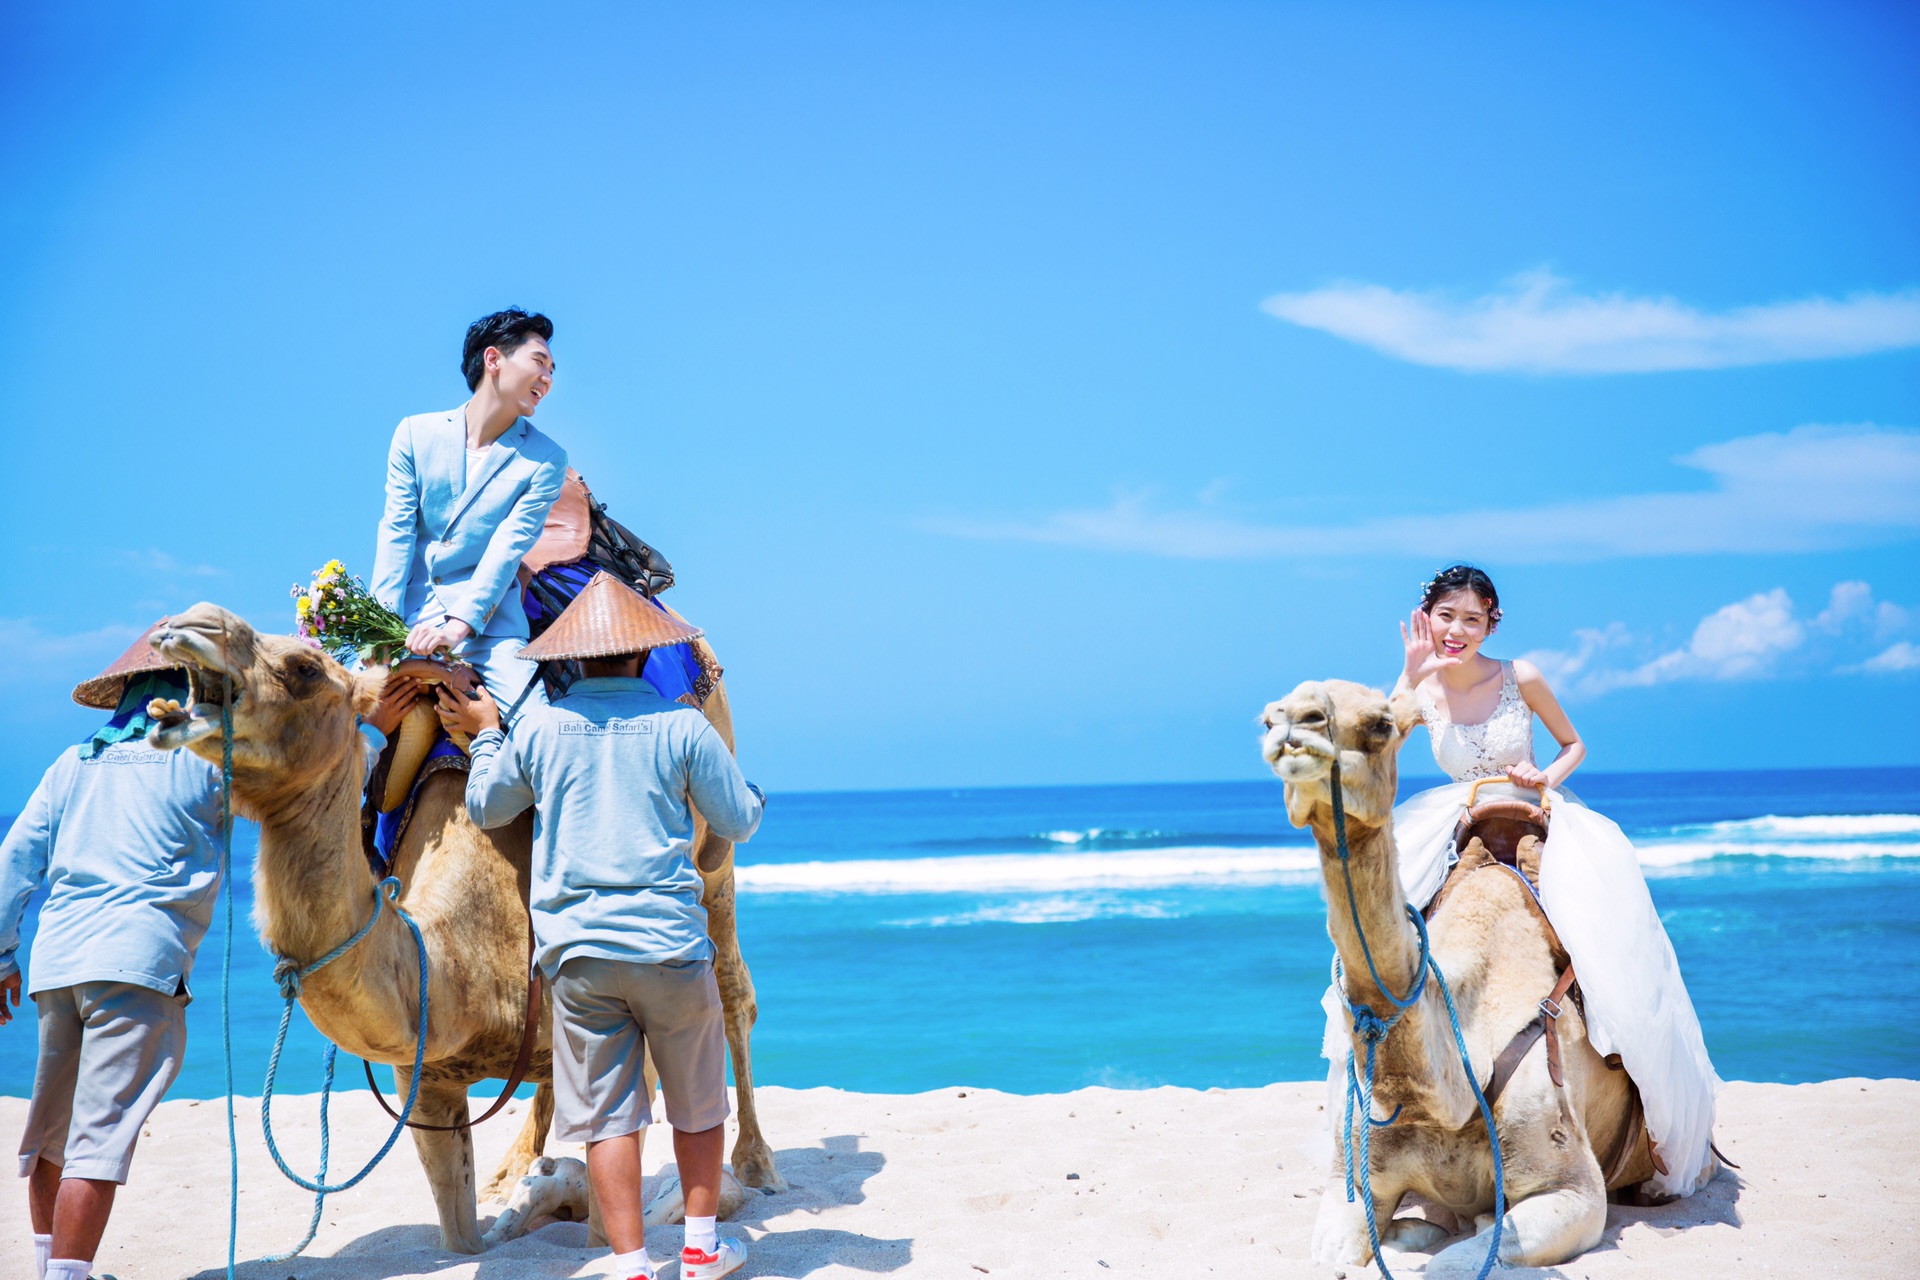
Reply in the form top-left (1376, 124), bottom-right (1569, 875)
top-left (1601, 1079), bottom-right (1648, 1189)
top-left (365, 950), bottom-right (544, 1133)
top-left (1483, 966), bottom-right (1579, 1107)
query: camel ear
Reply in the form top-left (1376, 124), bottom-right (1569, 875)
top-left (1389, 690), bottom-right (1422, 737)
top-left (351, 667), bottom-right (385, 720)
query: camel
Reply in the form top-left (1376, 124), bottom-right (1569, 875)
top-left (1260, 679), bottom-right (1670, 1274)
top-left (147, 602), bottom-right (786, 1255)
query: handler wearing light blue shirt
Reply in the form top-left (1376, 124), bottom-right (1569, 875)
top-left (1, 634), bottom-right (405, 1280)
top-left (461, 680), bottom-right (763, 975)
top-left (440, 572), bottom-right (762, 1280)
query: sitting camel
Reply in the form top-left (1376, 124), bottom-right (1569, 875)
top-left (1261, 679), bottom-right (1667, 1274)
top-left (148, 602), bottom-right (784, 1254)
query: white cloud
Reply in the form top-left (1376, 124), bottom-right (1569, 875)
top-left (1814, 581), bottom-right (1875, 632)
top-left (1518, 623), bottom-right (1632, 690)
top-left (0, 617), bottom-right (144, 666)
top-left (1849, 642), bottom-right (1920, 675)
top-left (112, 548), bottom-right (225, 577)
top-left (931, 424), bottom-right (1920, 563)
top-left (1260, 271), bottom-right (1920, 373)
top-left (1599, 589), bottom-right (1804, 692)
top-left (1526, 583), bottom-right (1919, 695)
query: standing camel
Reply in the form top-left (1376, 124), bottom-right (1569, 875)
top-left (1260, 678), bottom-right (1676, 1274)
top-left (146, 603), bottom-right (784, 1254)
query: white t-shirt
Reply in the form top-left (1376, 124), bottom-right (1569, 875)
top-left (465, 444), bottom-right (492, 491)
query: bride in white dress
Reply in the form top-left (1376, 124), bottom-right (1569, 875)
top-left (1329, 564), bottom-right (1721, 1199)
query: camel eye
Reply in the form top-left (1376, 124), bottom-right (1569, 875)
top-left (280, 656), bottom-right (329, 699)
top-left (1366, 716), bottom-right (1394, 740)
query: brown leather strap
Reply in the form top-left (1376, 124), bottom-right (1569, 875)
top-left (1540, 966), bottom-right (1578, 1088)
top-left (1483, 966), bottom-right (1579, 1107)
top-left (1483, 1014), bottom-right (1545, 1108)
top-left (1601, 1079), bottom-right (1648, 1188)
top-left (365, 961), bottom-right (544, 1133)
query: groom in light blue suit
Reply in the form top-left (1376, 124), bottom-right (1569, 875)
top-left (371, 308), bottom-right (568, 708)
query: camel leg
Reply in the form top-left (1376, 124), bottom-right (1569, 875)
top-left (479, 1083), bottom-right (555, 1203)
top-left (402, 1075), bottom-right (485, 1254)
top-left (1427, 1139), bottom-right (1607, 1274)
top-left (702, 861), bottom-right (786, 1192)
top-left (1381, 1216), bottom-right (1451, 1253)
top-left (1310, 1180), bottom-right (1379, 1266)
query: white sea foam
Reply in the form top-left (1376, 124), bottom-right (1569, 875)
top-left (1637, 840), bottom-right (1920, 866)
top-left (734, 845), bottom-right (1320, 894)
top-left (1677, 813), bottom-right (1920, 839)
top-left (882, 896), bottom-right (1181, 928)
top-left (1637, 812), bottom-right (1920, 865)
top-left (735, 813), bottom-right (1920, 896)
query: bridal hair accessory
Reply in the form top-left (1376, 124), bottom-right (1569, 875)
top-left (1418, 564), bottom-right (1503, 630)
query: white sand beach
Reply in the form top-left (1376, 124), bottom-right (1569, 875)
top-left (3, 1078), bottom-right (1912, 1279)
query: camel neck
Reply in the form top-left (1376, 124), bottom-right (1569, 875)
top-left (251, 744), bottom-right (382, 965)
top-left (1315, 810), bottom-right (1424, 1007)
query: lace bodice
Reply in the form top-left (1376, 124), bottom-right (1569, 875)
top-left (1419, 660), bottom-right (1536, 783)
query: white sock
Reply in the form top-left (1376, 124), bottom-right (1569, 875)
top-left (607, 1246), bottom-right (654, 1278)
top-left (684, 1214), bottom-right (718, 1253)
top-left (46, 1261), bottom-right (91, 1280)
top-left (33, 1234), bottom-right (52, 1280)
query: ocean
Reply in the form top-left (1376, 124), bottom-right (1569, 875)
top-left (3, 767), bottom-right (1916, 1100)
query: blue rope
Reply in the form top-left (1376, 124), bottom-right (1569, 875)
top-left (259, 876), bottom-right (431, 1200)
top-left (212, 662), bottom-right (433, 1272)
top-left (219, 679), bottom-right (237, 1280)
top-left (1324, 754), bottom-right (1503, 1280)
top-left (1428, 952), bottom-right (1507, 1280)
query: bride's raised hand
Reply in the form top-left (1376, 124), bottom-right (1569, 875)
top-left (1401, 608), bottom-right (1462, 685)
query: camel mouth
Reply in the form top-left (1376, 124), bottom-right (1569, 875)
top-left (149, 705), bottom-right (222, 752)
top-left (1261, 717), bottom-right (1336, 778)
top-left (147, 624), bottom-right (245, 752)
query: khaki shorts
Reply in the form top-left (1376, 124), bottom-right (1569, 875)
top-left (17, 982), bottom-right (186, 1184)
top-left (549, 956), bottom-right (730, 1143)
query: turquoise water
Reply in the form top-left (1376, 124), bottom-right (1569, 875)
top-left (4, 767), bottom-right (1915, 1098)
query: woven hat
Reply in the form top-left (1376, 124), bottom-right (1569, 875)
top-left (72, 618), bottom-right (182, 709)
top-left (519, 571), bottom-right (703, 662)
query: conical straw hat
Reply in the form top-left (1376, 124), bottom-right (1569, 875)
top-left (72, 618), bottom-right (182, 709)
top-left (520, 571), bottom-right (703, 662)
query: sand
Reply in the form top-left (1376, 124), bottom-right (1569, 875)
top-left (2, 1078), bottom-right (1912, 1279)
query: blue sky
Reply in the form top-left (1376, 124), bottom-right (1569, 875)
top-left (1, 1), bottom-right (1916, 800)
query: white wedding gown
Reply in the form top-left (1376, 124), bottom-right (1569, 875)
top-left (1321, 661), bottom-right (1722, 1199)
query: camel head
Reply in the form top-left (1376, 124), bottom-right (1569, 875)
top-left (1259, 679), bottom-right (1421, 830)
top-left (147, 603), bottom-right (381, 815)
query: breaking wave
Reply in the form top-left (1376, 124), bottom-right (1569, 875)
top-left (1637, 813), bottom-right (1920, 867)
top-left (734, 845), bottom-right (1320, 894)
top-left (736, 813), bottom-right (1920, 895)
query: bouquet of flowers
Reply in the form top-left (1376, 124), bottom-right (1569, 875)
top-left (292, 559), bottom-right (410, 664)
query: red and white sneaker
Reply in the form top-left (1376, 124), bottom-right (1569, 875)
top-left (680, 1236), bottom-right (747, 1279)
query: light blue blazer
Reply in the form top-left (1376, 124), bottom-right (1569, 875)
top-left (371, 406), bottom-right (568, 639)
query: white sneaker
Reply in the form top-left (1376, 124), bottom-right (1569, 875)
top-left (680, 1235), bottom-right (747, 1280)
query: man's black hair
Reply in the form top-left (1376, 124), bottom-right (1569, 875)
top-left (461, 308), bottom-right (554, 391)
